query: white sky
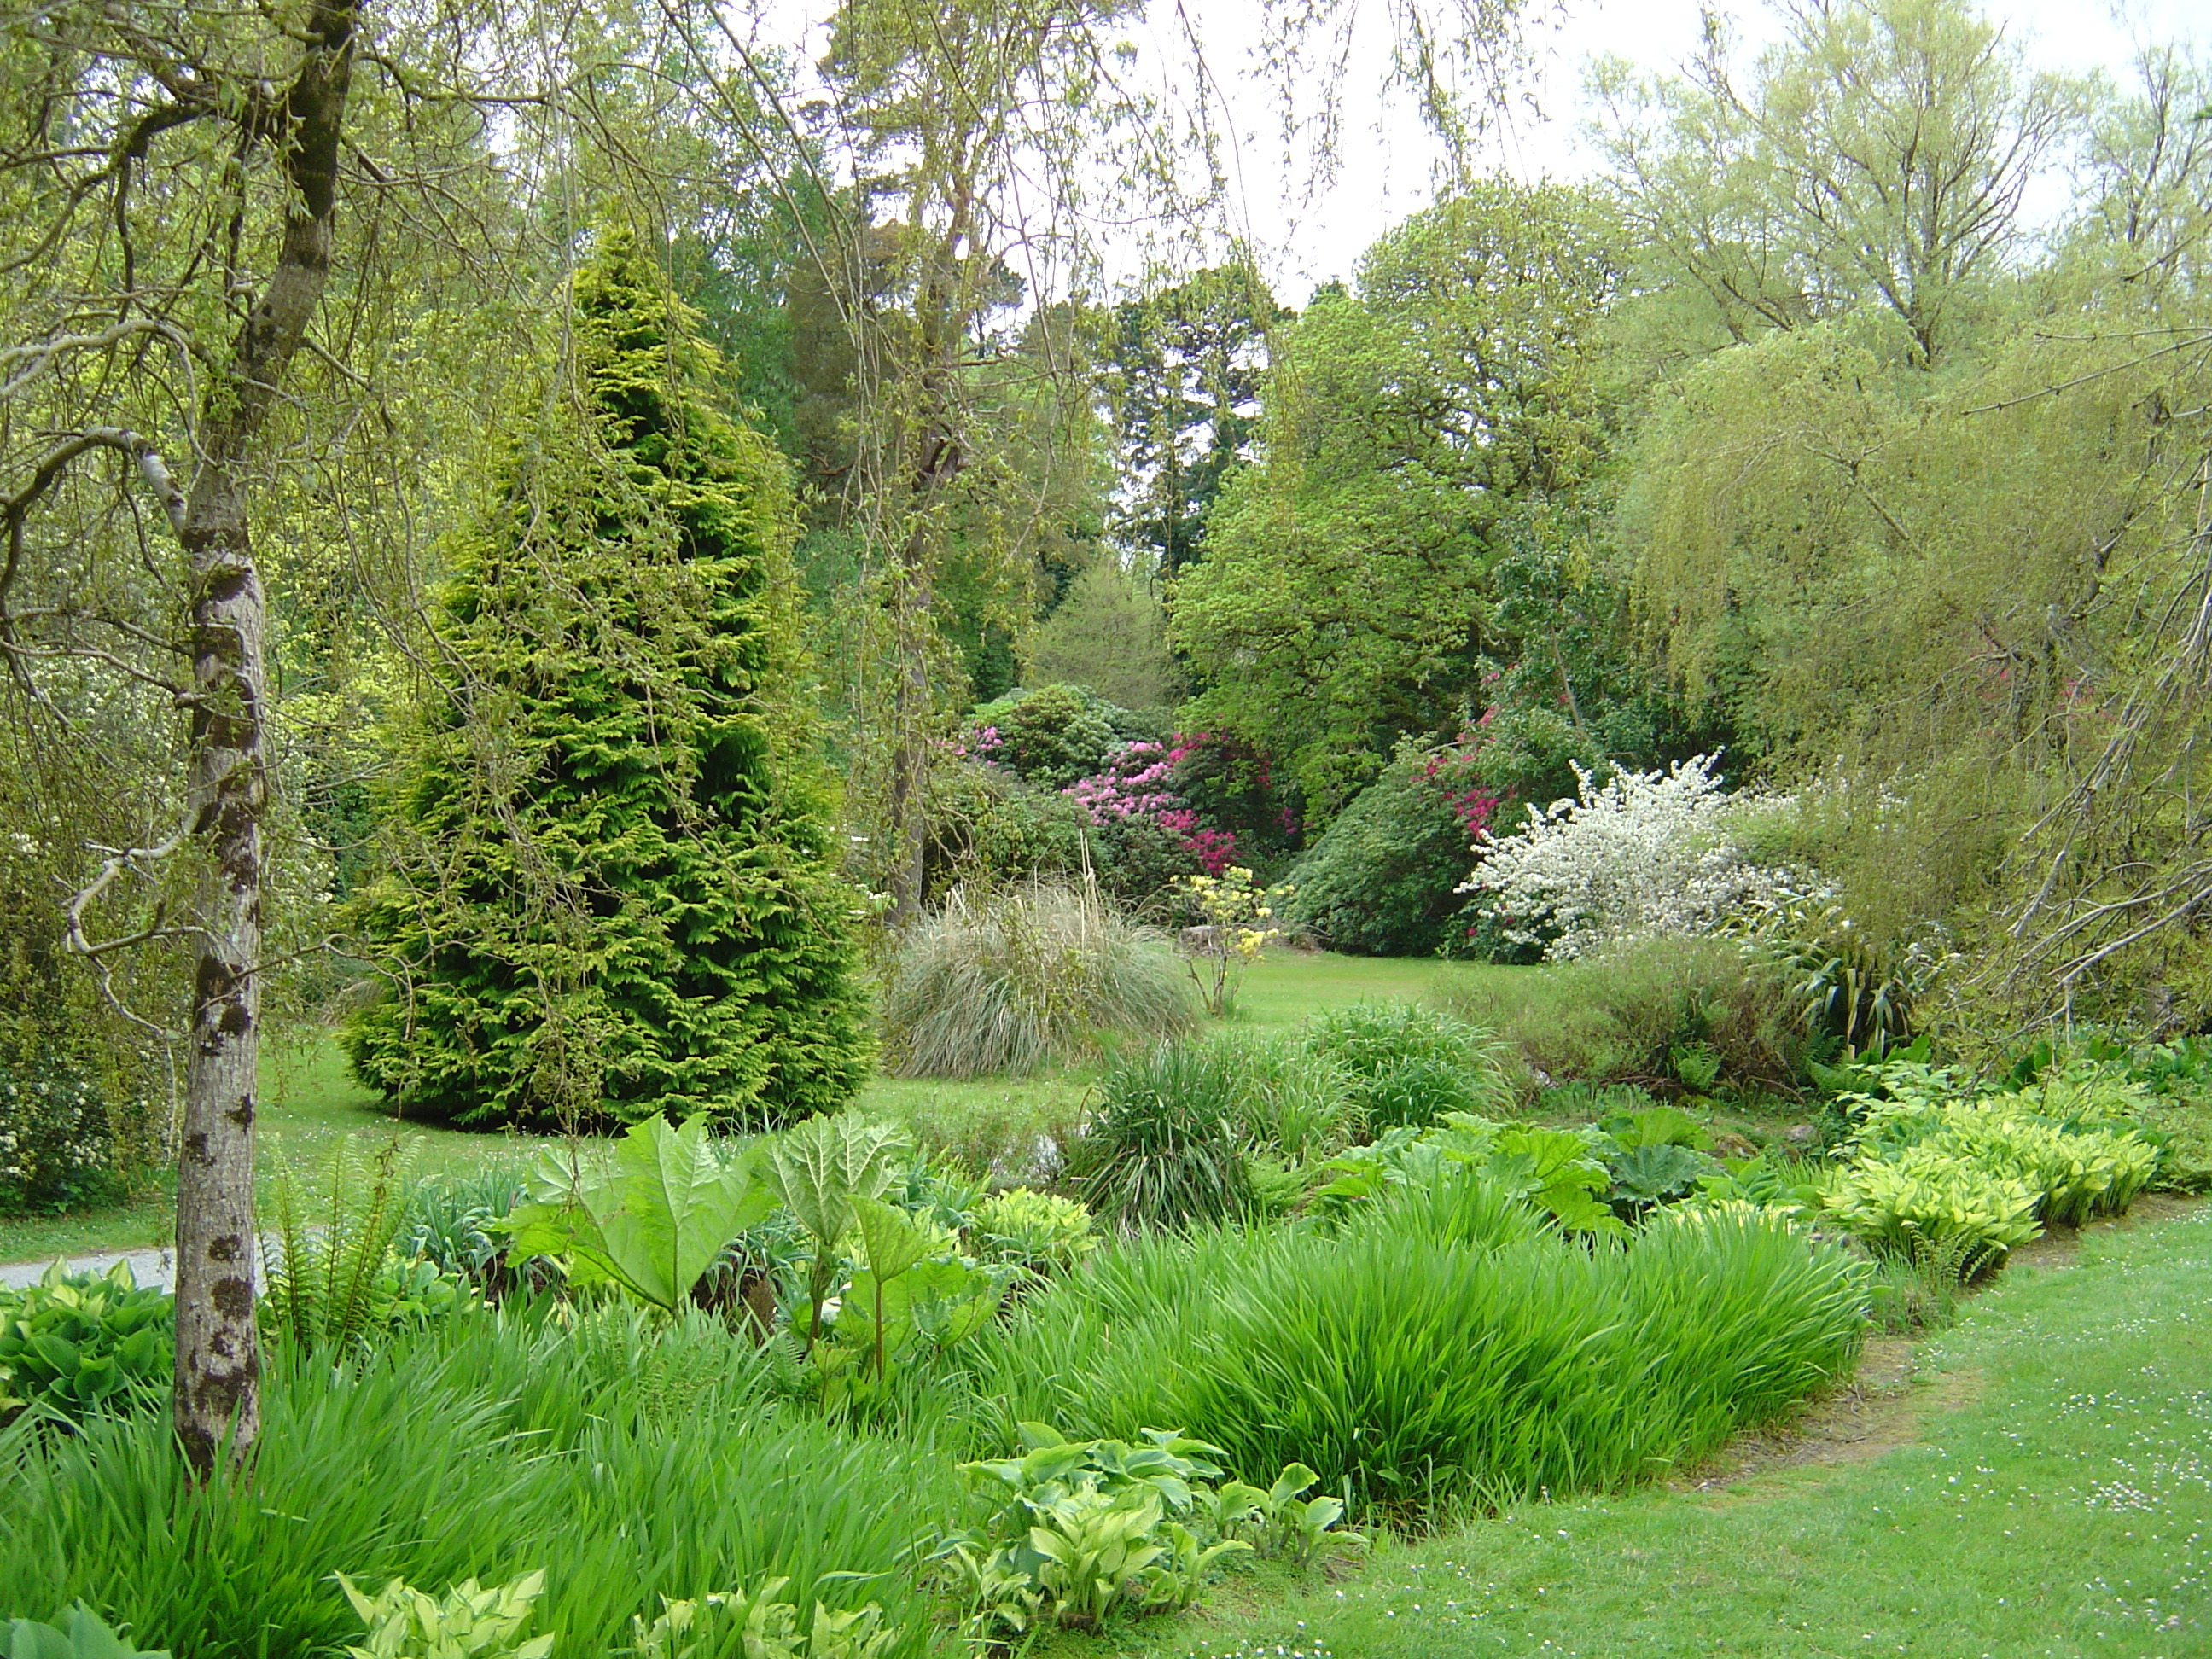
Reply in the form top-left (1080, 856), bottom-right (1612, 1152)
top-left (749, 0), bottom-right (2211, 300)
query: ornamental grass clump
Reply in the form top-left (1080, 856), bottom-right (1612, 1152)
top-left (1303, 1001), bottom-right (1513, 1132)
top-left (881, 882), bottom-right (1194, 1078)
top-left (1068, 1044), bottom-right (1252, 1230)
top-left (973, 1191), bottom-right (1864, 1513)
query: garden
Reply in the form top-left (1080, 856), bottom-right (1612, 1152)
top-left (6, 0), bottom-right (2212, 1651)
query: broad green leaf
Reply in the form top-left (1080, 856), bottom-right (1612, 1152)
top-left (763, 1115), bottom-right (908, 1250)
top-left (850, 1196), bottom-right (932, 1283)
top-left (503, 1118), bottom-right (768, 1312)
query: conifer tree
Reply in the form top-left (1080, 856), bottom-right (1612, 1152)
top-left (343, 227), bottom-right (872, 1128)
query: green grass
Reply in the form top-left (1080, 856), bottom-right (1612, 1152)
top-left (1035, 1199), bottom-right (2212, 1658)
top-left (0, 1307), bottom-right (953, 1656)
top-left (1230, 951), bottom-right (1481, 1028)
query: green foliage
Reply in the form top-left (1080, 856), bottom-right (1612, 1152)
top-left (0, 1050), bottom-right (139, 1219)
top-left (1821, 1150), bottom-right (2040, 1278)
top-left (1285, 748), bottom-right (1480, 957)
top-left (964, 684), bottom-right (1150, 789)
top-left (1024, 565), bottom-right (1180, 716)
top-left (1069, 1045), bottom-right (1253, 1230)
top-left (1737, 895), bottom-right (1942, 1051)
top-left (344, 226), bottom-right (871, 1131)
top-left (627, 1579), bottom-right (900, 1659)
top-left (921, 758), bottom-right (1092, 897)
top-left (969, 1189), bottom-right (1096, 1276)
top-left (1313, 1115), bottom-right (1621, 1237)
top-left (1099, 263), bottom-right (1284, 581)
top-left (398, 1169), bottom-right (529, 1284)
top-left (941, 1425), bottom-right (1353, 1639)
top-left (0, 1309), bottom-right (947, 1657)
top-left (1172, 183), bottom-right (1622, 812)
top-left (975, 1200), bottom-right (1866, 1514)
top-left (0, 1264), bottom-right (169, 1426)
top-left (1438, 935), bottom-right (1807, 1091)
top-left (1811, 1058), bottom-right (2165, 1275)
top-left (1208, 1033), bottom-right (1355, 1161)
top-left (0, 1606), bottom-right (166, 1659)
top-left (1214, 1462), bottom-right (1369, 1570)
top-left (264, 1139), bottom-right (472, 1352)
top-left (762, 1114), bottom-right (910, 1350)
top-left (0, 826), bottom-right (168, 1220)
top-left (503, 1115), bottom-right (773, 1314)
top-left (1303, 1001), bottom-right (1512, 1132)
top-left (880, 882), bottom-right (1194, 1078)
top-left (824, 1197), bottom-right (998, 1395)
top-left (335, 1570), bottom-right (554, 1659)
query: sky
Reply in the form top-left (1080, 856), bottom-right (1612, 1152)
top-left (749, 0), bottom-right (2210, 299)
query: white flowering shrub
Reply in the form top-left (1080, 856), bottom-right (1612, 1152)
top-left (0, 1051), bottom-right (131, 1214)
top-left (1460, 754), bottom-right (1803, 959)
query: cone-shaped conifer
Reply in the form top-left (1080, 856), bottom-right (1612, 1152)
top-left (343, 227), bottom-right (871, 1127)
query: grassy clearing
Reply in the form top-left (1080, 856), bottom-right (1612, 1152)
top-left (1039, 1200), bottom-right (2212, 1659)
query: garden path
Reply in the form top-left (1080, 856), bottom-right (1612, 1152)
top-left (3, 1243), bottom-right (178, 1290)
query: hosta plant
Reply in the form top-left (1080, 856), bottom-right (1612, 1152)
top-left (969, 1188), bottom-right (1096, 1276)
top-left (1, 1605), bottom-right (167, 1659)
top-left (335, 1569), bottom-right (554, 1659)
top-left (627, 1580), bottom-right (898, 1659)
top-left (0, 1262), bottom-right (170, 1425)
top-left (940, 1424), bottom-right (1359, 1639)
top-left (1820, 1148), bottom-right (2040, 1278)
top-left (1207, 1463), bottom-right (1369, 1570)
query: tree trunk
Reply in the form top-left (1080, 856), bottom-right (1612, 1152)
top-left (172, 0), bottom-right (356, 1480)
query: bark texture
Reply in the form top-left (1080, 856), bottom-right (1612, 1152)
top-left (171, 0), bottom-right (356, 1478)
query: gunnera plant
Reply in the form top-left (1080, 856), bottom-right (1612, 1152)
top-left (881, 881), bottom-right (1195, 1079)
top-left (1068, 1044), bottom-right (1252, 1230)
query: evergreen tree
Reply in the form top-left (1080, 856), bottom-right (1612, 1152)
top-left (343, 227), bottom-right (873, 1129)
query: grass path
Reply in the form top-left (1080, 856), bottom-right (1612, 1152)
top-left (1051, 1199), bottom-right (2212, 1659)
top-left (1, 952), bottom-right (1475, 1265)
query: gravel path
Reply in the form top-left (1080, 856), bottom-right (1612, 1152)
top-left (1, 1243), bottom-right (178, 1291)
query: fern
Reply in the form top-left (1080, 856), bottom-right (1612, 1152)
top-left (261, 1138), bottom-right (413, 1350)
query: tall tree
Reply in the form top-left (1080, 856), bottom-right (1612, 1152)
top-left (1172, 182), bottom-right (1621, 812)
top-left (1100, 265), bottom-right (1285, 579)
top-left (344, 229), bottom-right (874, 1130)
top-left (1592, 0), bottom-right (2074, 368)
top-left (0, 0), bottom-right (362, 1475)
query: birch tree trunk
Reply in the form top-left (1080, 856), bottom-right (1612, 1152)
top-left (171, 0), bottom-right (358, 1478)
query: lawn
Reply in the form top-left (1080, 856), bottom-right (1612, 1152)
top-left (1042, 1199), bottom-right (2212, 1659)
top-left (0, 951), bottom-right (1476, 1266)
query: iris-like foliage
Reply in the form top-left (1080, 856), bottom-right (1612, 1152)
top-left (974, 1198), bottom-right (1865, 1513)
top-left (0, 1310), bottom-right (946, 1658)
top-left (1068, 1045), bottom-right (1252, 1230)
